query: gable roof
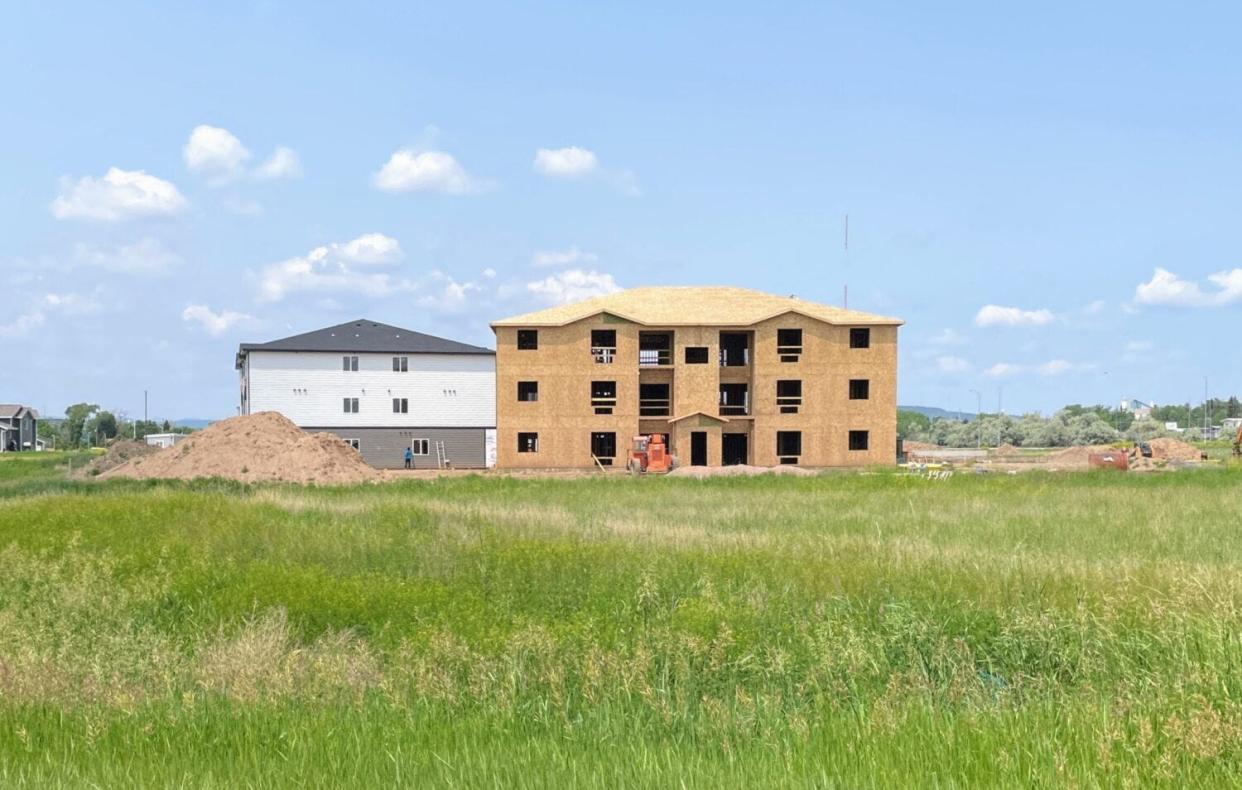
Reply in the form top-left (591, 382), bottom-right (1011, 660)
top-left (491, 287), bottom-right (903, 328)
top-left (237, 320), bottom-right (494, 358)
top-left (668, 411), bottom-right (730, 424)
top-left (0, 405), bottom-right (36, 420)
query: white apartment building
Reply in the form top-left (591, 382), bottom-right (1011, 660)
top-left (236, 319), bottom-right (496, 468)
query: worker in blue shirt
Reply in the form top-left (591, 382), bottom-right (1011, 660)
top-left (404, 446), bottom-right (413, 469)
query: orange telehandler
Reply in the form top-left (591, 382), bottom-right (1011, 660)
top-left (627, 434), bottom-right (674, 474)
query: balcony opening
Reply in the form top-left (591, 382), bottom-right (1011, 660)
top-left (639, 332), bottom-right (673, 367)
top-left (591, 380), bottom-right (617, 414)
top-left (640, 383), bottom-right (671, 417)
top-left (591, 329), bottom-right (616, 364)
top-left (719, 332), bottom-right (749, 367)
top-left (777, 380), bottom-right (802, 413)
top-left (719, 383), bottom-right (749, 416)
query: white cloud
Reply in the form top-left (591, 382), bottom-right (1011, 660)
top-left (336, 232), bottom-right (402, 265)
top-left (51, 167), bottom-right (186, 221)
top-left (74, 237), bottom-right (181, 274)
top-left (531, 247), bottom-right (599, 267)
top-left (482, 268), bottom-right (497, 279)
top-left (258, 233), bottom-right (405, 302)
top-left (936, 355), bottom-right (970, 373)
top-left (1038, 359), bottom-right (1096, 376)
top-left (0, 310), bottom-right (45, 338)
top-left (42, 292), bottom-right (100, 315)
top-left (255, 146), bottom-right (302, 180)
top-left (182, 304), bottom-right (254, 336)
top-left (0, 290), bottom-right (102, 337)
top-left (1082, 299), bottom-right (1107, 315)
top-left (373, 149), bottom-right (479, 194)
top-left (526, 269), bottom-right (621, 304)
top-left (532, 147), bottom-right (640, 195)
top-left (984, 362), bottom-right (1023, 377)
top-left (974, 304), bottom-right (1055, 327)
top-left (1134, 267), bottom-right (1242, 307)
top-left (1126, 340), bottom-right (1153, 353)
top-left (533, 146), bottom-right (599, 178)
top-left (183, 125), bottom-right (251, 181)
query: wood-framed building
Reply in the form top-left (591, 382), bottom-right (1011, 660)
top-left (490, 287), bottom-right (902, 469)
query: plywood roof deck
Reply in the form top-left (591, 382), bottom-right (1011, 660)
top-left (491, 287), bottom-right (903, 328)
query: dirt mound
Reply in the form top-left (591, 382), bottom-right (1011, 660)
top-left (993, 443), bottom-right (1020, 457)
top-left (78, 440), bottom-right (160, 477)
top-left (668, 464), bottom-right (818, 478)
top-left (103, 412), bottom-right (379, 485)
top-left (1146, 437), bottom-right (1202, 461)
top-left (1043, 445), bottom-right (1118, 468)
top-left (902, 441), bottom-right (939, 452)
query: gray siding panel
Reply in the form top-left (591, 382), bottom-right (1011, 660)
top-left (307, 426), bottom-right (488, 469)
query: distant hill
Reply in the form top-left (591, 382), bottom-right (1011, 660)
top-left (171, 419), bottom-right (215, 430)
top-left (899, 405), bottom-right (975, 422)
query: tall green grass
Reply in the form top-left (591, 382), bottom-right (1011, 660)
top-left (1, 461), bottom-right (1240, 786)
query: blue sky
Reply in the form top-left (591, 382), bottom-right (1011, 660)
top-left (3, 2), bottom-right (1240, 420)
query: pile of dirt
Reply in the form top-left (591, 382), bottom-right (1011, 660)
top-left (668, 464), bottom-right (818, 478)
top-left (1147, 437), bottom-right (1202, 461)
top-left (78, 440), bottom-right (160, 477)
top-left (103, 412), bottom-right (379, 485)
top-left (993, 443), bottom-right (1020, 457)
top-left (1042, 444), bottom-right (1118, 468)
top-left (902, 441), bottom-right (939, 452)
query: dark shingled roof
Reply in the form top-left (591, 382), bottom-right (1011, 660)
top-left (237, 320), bottom-right (494, 360)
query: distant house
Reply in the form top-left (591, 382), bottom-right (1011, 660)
top-left (1120, 398), bottom-right (1154, 420)
top-left (144, 433), bottom-right (187, 449)
top-left (1224, 417), bottom-right (1242, 435)
top-left (236, 319), bottom-right (496, 469)
top-left (0, 405), bottom-right (39, 452)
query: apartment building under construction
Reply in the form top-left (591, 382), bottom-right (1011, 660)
top-left (491, 287), bottom-right (902, 469)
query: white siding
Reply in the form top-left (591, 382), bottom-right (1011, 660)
top-left (245, 351), bottom-right (495, 428)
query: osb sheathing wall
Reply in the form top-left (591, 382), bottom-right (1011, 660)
top-left (494, 313), bottom-right (898, 469)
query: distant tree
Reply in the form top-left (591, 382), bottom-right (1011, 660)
top-left (62, 403), bottom-right (99, 448)
top-left (89, 411), bottom-right (119, 442)
top-left (897, 410), bottom-right (931, 438)
top-left (162, 419), bottom-right (172, 432)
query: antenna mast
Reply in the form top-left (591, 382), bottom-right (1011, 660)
top-left (843, 213), bottom-right (849, 309)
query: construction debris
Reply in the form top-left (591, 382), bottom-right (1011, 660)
top-left (103, 412), bottom-right (380, 485)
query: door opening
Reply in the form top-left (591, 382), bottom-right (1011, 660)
top-left (722, 433), bottom-right (748, 466)
top-left (690, 431), bottom-right (707, 466)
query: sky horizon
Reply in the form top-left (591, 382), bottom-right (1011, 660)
top-left (4, 2), bottom-right (1241, 421)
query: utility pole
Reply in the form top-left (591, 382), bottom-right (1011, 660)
top-left (1197, 377), bottom-right (1207, 434)
top-left (970, 389), bottom-right (982, 448)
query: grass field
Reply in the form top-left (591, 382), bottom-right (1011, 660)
top-left (1, 455), bottom-right (1241, 786)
